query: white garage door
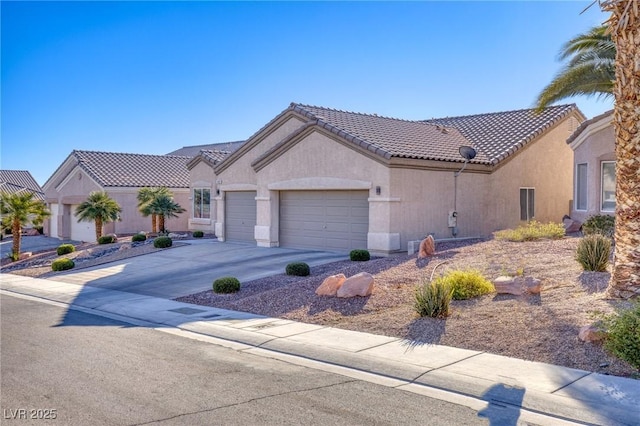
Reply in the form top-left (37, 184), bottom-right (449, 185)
top-left (225, 191), bottom-right (257, 242)
top-left (71, 204), bottom-right (97, 242)
top-left (280, 190), bottom-right (369, 251)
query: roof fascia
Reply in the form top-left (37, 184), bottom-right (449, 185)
top-left (187, 154), bottom-right (216, 171)
top-left (214, 107), bottom-right (305, 174)
top-left (42, 152), bottom-right (78, 191)
top-left (568, 113), bottom-right (613, 151)
top-left (389, 157), bottom-right (492, 173)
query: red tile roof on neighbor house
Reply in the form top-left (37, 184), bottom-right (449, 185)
top-left (425, 104), bottom-right (582, 164)
top-left (0, 170), bottom-right (45, 200)
top-left (48, 150), bottom-right (191, 188)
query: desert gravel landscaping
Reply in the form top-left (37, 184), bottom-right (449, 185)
top-left (4, 235), bottom-right (638, 378)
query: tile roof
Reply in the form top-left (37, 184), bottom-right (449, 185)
top-left (167, 141), bottom-right (244, 157)
top-left (291, 104), bottom-right (489, 164)
top-left (0, 170), bottom-right (45, 200)
top-left (67, 150), bottom-right (190, 188)
top-left (425, 104), bottom-right (580, 164)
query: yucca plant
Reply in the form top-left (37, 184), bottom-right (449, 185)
top-left (414, 277), bottom-right (453, 318)
top-left (576, 234), bottom-right (612, 272)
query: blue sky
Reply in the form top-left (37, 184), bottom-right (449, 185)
top-left (2, 1), bottom-right (611, 185)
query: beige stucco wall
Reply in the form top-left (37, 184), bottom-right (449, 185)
top-left (486, 116), bottom-right (578, 233)
top-left (571, 124), bottom-right (615, 222)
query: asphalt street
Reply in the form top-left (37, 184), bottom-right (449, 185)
top-left (1, 293), bottom-right (500, 425)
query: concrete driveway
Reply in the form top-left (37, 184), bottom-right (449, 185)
top-left (51, 240), bottom-right (348, 299)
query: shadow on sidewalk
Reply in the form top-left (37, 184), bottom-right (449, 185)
top-left (477, 383), bottom-right (525, 425)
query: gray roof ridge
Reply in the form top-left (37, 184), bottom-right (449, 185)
top-left (426, 103), bottom-right (577, 121)
top-left (72, 149), bottom-right (190, 159)
top-left (292, 102), bottom-right (432, 124)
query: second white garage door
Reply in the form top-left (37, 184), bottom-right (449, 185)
top-left (225, 191), bottom-right (257, 242)
top-left (280, 190), bottom-right (369, 251)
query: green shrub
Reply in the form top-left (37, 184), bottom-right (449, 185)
top-left (153, 236), bottom-right (172, 248)
top-left (192, 230), bottom-right (204, 238)
top-left (285, 262), bottom-right (310, 276)
top-left (414, 277), bottom-right (452, 318)
top-left (582, 215), bottom-right (615, 238)
top-left (52, 258), bottom-right (75, 271)
top-left (98, 235), bottom-right (116, 244)
top-left (56, 244), bottom-right (75, 256)
top-left (131, 233), bottom-right (147, 242)
top-left (213, 276), bottom-right (241, 294)
top-left (575, 234), bottom-right (611, 272)
top-left (494, 221), bottom-right (565, 242)
top-left (350, 249), bottom-right (371, 261)
top-left (603, 301), bottom-right (640, 370)
top-left (439, 269), bottom-right (495, 300)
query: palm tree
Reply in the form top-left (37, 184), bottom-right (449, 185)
top-left (146, 194), bottom-right (185, 233)
top-left (137, 187), bottom-right (171, 233)
top-left (0, 192), bottom-right (50, 260)
top-left (535, 25), bottom-right (615, 111)
top-left (600, 0), bottom-right (640, 299)
top-left (74, 191), bottom-right (122, 242)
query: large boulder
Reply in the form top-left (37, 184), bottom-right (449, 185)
top-left (315, 274), bottom-right (346, 296)
top-left (524, 277), bottom-right (542, 294)
top-left (337, 272), bottom-right (374, 298)
top-left (578, 324), bottom-right (606, 342)
top-left (563, 217), bottom-right (582, 234)
top-left (418, 235), bottom-right (436, 258)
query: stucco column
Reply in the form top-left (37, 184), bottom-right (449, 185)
top-left (255, 189), bottom-right (279, 247)
top-left (367, 197), bottom-right (401, 253)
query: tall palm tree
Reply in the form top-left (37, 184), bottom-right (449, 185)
top-left (0, 192), bottom-right (50, 260)
top-left (146, 194), bottom-right (185, 233)
top-left (535, 25), bottom-right (615, 111)
top-left (74, 191), bottom-right (122, 242)
top-left (600, 0), bottom-right (640, 299)
top-left (137, 187), bottom-right (171, 233)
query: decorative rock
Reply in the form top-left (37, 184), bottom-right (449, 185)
top-left (563, 217), bottom-right (582, 234)
top-left (118, 243), bottom-right (132, 251)
top-left (578, 324), bottom-right (606, 342)
top-left (493, 276), bottom-right (524, 295)
top-left (168, 232), bottom-right (188, 239)
top-left (337, 272), bottom-right (374, 298)
top-left (18, 252), bottom-right (33, 260)
top-left (418, 235), bottom-right (436, 258)
top-left (524, 277), bottom-right (542, 294)
top-left (315, 274), bottom-right (346, 296)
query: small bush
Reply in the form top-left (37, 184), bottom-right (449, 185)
top-left (441, 269), bottom-right (494, 300)
top-left (494, 221), bottom-right (565, 242)
top-left (603, 301), bottom-right (640, 370)
top-left (52, 258), bottom-right (75, 271)
top-left (414, 277), bottom-right (452, 318)
top-left (350, 249), bottom-right (371, 261)
top-left (583, 215), bottom-right (615, 238)
top-left (576, 234), bottom-right (611, 272)
top-left (153, 236), bottom-right (172, 248)
top-left (57, 244), bottom-right (75, 256)
top-left (192, 230), bottom-right (204, 238)
top-left (98, 235), bottom-right (116, 244)
top-left (131, 233), bottom-right (147, 242)
top-left (213, 276), bottom-right (241, 294)
top-left (286, 262), bottom-right (310, 276)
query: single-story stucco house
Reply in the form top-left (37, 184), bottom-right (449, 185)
top-left (43, 150), bottom-right (193, 242)
top-left (567, 110), bottom-right (615, 223)
top-left (187, 102), bottom-right (585, 254)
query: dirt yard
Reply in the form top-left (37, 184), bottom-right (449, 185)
top-left (5, 236), bottom-right (638, 378)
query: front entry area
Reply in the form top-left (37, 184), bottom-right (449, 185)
top-left (279, 190), bottom-right (369, 251)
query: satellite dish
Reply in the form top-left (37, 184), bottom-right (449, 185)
top-left (459, 146), bottom-right (477, 161)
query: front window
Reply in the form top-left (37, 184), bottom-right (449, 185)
top-left (576, 163), bottom-right (588, 211)
top-left (193, 188), bottom-right (210, 219)
top-left (601, 161), bottom-right (616, 212)
top-left (520, 188), bottom-right (535, 221)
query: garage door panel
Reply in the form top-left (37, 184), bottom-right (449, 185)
top-left (280, 190), bottom-right (369, 251)
top-left (225, 191), bottom-right (257, 242)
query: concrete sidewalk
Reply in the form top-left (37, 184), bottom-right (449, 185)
top-left (1, 274), bottom-right (638, 426)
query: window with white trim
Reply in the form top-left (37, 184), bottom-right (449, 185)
top-left (193, 188), bottom-right (211, 219)
top-left (601, 161), bottom-right (616, 212)
top-left (576, 163), bottom-right (588, 211)
top-left (520, 188), bottom-right (535, 221)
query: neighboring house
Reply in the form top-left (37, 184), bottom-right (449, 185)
top-left (0, 170), bottom-right (45, 200)
top-left (567, 110), bottom-right (615, 223)
top-left (187, 102), bottom-right (585, 254)
top-left (42, 150), bottom-right (191, 242)
top-left (167, 141), bottom-right (245, 157)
